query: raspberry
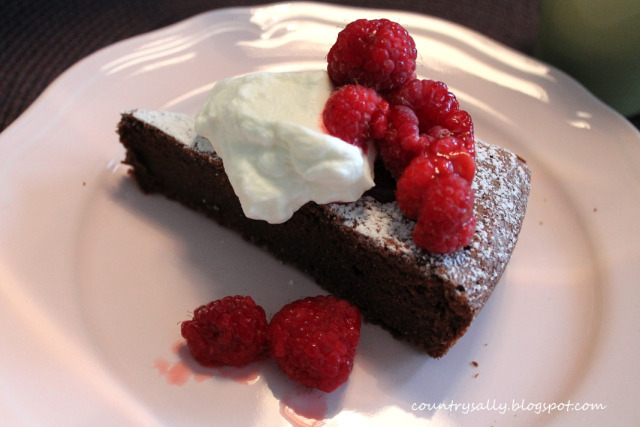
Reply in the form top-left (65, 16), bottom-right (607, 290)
top-left (381, 107), bottom-right (475, 182)
top-left (380, 79), bottom-right (476, 179)
top-left (388, 79), bottom-right (460, 127)
top-left (441, 109), bottom-right (475, 156)
top-left (327, 19), bottom-right (417, 91)
top-left (446, 148), bottom-right (476, 183)
top-left (386, 79), bottom-right (474, 152)
top-left (395, 155), bottom-right (437, 220)
top-left (427, 136), bottom-right (476, 182)
top-left (379, 105), bottom-right (432, 178)
top-left (322, 84), bottom-right (389, 150)
top-left (181, 295), bottom-right (269, 367)
top-left (413, 174), bottom-right (476, 253)
top-left (269, 295), bottom-right (361, 392)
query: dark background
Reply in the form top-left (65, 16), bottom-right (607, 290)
top-left (1, 0), bottom-right (638, 132)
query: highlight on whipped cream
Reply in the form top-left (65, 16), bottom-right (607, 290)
top-left (195, 70), bottom-right (375, 224)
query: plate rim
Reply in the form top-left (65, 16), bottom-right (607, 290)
top-left (1, 2), bottom-right (638, 425)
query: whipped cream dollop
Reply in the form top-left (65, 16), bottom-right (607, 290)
top-left (195, 70), bottom-right (375, 223)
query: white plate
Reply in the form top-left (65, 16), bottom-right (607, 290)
top-left (1, 2), bottom-right (639, 426)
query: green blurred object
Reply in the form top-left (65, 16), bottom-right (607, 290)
top-left (535, 0), bottom-right (640, 117)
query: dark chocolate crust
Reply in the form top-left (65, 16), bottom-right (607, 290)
top-left (117, 111), bottom-right (531, 357)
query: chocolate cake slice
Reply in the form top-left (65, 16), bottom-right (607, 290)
top-left (117, 109), bottom-right (531, 358)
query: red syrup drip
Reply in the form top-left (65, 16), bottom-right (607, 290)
top-left (153, 340), bottom-right (260, 386)
top-left (153, 357), bottom-right (192, 386)
top-left (153, 340), bottom-right (329, 424)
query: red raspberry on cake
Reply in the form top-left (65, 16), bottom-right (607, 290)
top-left (395, 154), bottom-right (439, 220)
top-left (379, 105), bottom-right (431, 178)
top-left (327, 18), bottom-right (417, 91)
top-left (380, 108), bottom-right (476, 181)
top-left (413, 174), bottom-right (476, 254)
top-left (181, 295), bottom-right (269, 367)
top-left (388, 79), bottom-right (460, 124)
top-left (323, 84), bottom-right (389, 150)
top-left (385, 78), bottom-right (475, 158)
top-left (441, 109), bottom-right (475, 156)
top-left (268, 295), bottom-right (361, 392)
top-left (427, 136), bottom-right (476, 182)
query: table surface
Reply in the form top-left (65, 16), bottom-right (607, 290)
top-left (1, 0), bottom-right (638, 133)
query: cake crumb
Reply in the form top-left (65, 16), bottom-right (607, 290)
top-left (473, 373), bottom-right (479, 378)
top-left (471, 361), bottom-right (478, 367)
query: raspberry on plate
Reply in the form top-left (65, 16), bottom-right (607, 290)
top-left (268, 295), bottom-right (361, 392)
top-left (181, 295), bottom-right (269, 367)
top-left (322, 84), bottom-right (389, 150)
top-left (327, 18), bottom-right (417, 91)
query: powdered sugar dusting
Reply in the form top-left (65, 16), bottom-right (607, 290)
top-left (130, 109), bottom-right (213, 152)
top-left (328, 140), bottom-right (531, 309)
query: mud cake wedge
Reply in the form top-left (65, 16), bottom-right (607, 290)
top-left (117, 109), bottom-right (531, 358)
